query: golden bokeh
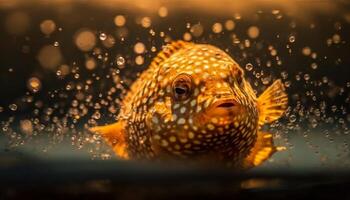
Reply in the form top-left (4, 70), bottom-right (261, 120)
top-left (27, 77), bottom-right (42, 93)
top-left (247, 26), bottom-right (260, 39)
top-left (141, 17), bottom-right (152, 28)
top-left (114, 15), bottom-right (126, 27)
top-left (85, 57), bottom-right (97, 70)
top-left (302, 47), bottom-right (311, 56)
top-left (158, 6), bottom-right (168, 17)
top-left (37, 45), bottom-right (63, 70)
top-left (20, 119), bottom-right (33, 135)
top-left (212, 22), bottom-right (223, 33)
top-left (74, 29), bottom-right (97, 52)
top-left (134, 42), bottom-right (146, 54)
top-left (190, 24), bottom-right (204, 37)
top-left (58, 64), bottom-right (70, 76)
top-left (5, 11), bottom-right (30, 35)
top-left (224, 20), bottom-right (235, 31)
top-left (102, 34), bottom-right (116, 48)
top-left (183, 32), bottom-right (192, 41)
top-left (135, 55), bottom-right (144, 65)
top-left (40, 19), bottom-right (56, 35)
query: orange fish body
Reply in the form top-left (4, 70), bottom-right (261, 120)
top-left (91, 41), bottom-right (288, 169)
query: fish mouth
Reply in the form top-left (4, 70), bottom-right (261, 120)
top-left (216, 102), bottom-right (236, 108)
top-left (211, 98), bottom-right (236, 109)
top-left (205, 98), bottom-right (240, 119)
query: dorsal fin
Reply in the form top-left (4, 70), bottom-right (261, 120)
top-left (150, 40), bottom-right (191, 68)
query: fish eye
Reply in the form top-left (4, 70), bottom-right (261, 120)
top-left (172, 73), bottom-right (193, 101)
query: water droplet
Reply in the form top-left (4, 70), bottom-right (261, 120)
top-left (310, 63), bottom-right (318, 70)
top-left (304, 74), bottom-right (310, 81)
top-left (289, 34), bottom-right (296, 43)
top-left (270, 49), bottom-right (277, 56)
top-left (92, 112), bottom-right (101, 119)
top-left (285, 81), bottom-right (291, 87)
top-left (151, 46), bottom-right (157, 52)
top-left (332, 34), bottom-right (341, 44)
top-left (9, 104), bottom-right (18, 111)
top-left (245, 63), bottom-right (253, 71)
top-left (281, 71), bottom-right (288, 79)
top-left (66, 84), bottom-right (72, 90)
top-left (27, 77), bottom-right (41, 93)
top-left (272, 10), bottom-right (280, 15)
top-left (330, 105), bottom-right (337, 113)
top-left (289, 115), bottom-right (297, 123)
top-left (261, 77), bottom-right (271, 85)
top-left (99, 32), bottom-right (107, 41)
top-left (322, 77), bottom-right (329, 83)
top-left (116, 56), bottom-right (125, 66)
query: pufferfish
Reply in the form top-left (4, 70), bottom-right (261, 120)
top-left (90, 40), bottom-right (288, 169)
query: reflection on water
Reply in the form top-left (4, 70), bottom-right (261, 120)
top-left (0, 0), bottom-right (349, 171)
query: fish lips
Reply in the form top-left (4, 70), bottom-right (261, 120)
top-left (203, 98), bottom-right (242, 124)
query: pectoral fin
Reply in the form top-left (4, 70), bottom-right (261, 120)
top-left (89, 121), bottom-right (129, 159)
top-left (257, 79), bottom-right (288, 126)
top-left (243, 131), bottom-right (285, 168)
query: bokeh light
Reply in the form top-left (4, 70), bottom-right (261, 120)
top-left (5, 11), bottom-right (30, 35)
top-left (27, 77), bottom-right (42, 93)
top-left (40, 19), bottom-right (56, 35)
top-left (37, 45), bottom-right (63, 70)
top-left (114, 15), bottom-right (126, 27)
top-left (74, 29), bottom-right (97, 52)
top-left (247, 26), bottom-right (259, 39)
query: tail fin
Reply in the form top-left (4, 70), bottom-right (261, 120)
top-left (257, 79), bottom-right (288, 126)
top-left (89, 121), bottom-right (129, 159)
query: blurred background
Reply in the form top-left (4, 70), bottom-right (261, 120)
top-left (0, 0), bottom-right (350, 199)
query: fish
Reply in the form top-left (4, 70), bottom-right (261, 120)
top-left (90, 40), bottom-right (288, 169)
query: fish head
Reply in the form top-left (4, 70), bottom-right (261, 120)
top-left (151, 44), bottom-right (258, 155)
